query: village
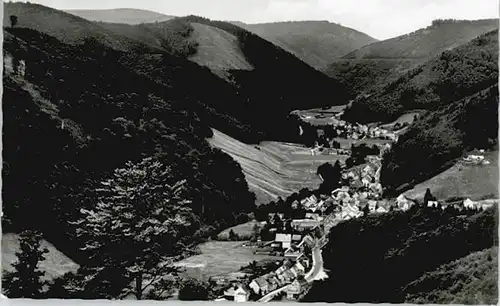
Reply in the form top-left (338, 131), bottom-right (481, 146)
top-left (213, 114), bottom-right (408, 302)
top-left (212, 110), bottom-right (498, 303)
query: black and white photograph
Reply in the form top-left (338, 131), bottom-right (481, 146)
top-left (1, 0), bottom-right (499, 303)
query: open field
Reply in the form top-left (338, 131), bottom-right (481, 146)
top-left (173, 241), bottom-right (281, 280)
top-left (379, 111), bottom-right (422, 131)
top-left (2, 233), bottom-right (79, 282)
top-left (189, 23), bottom-right (253, 73)
top-left (208, 129), bottom-right (349, 205)
top-left (217, 220), bottom-right (262, 240)
top-left (333, 137), bottom-right (392, 149)
top-left (404, 150), bottom-right (499, 201)
top-left (292, 105), bottom-right (347, 126)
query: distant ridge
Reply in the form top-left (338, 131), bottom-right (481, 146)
top-left (232, 20), bottom-right (378, 69)
top-left (65, 8), bottom-right (174, 24)
top-left (324, 18), bottom-right (499, 99)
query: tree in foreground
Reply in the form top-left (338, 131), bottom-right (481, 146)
top-left (10, 15), bottom-right (18, 28)
top-left (72, 157), bottom-right (198, 299)
top-left (423, 188), bottom-right (436, 206)
top-left (3, 229), bottom-right (49, 298)
top-left (178, 278), bottom-right (210, 301)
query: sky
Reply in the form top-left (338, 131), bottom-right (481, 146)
top-left (16, 0), bottom-right (500, 40)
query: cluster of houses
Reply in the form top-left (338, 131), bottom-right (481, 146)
top-left (248, 255), bottom-right (310, 299)
top-left (220, 116), bottom-right (494, 303)
top-left (342, 157), bottom-right (383, 197)
top-left (462, 150), bottom-right (490, 165)
top-left (217, 254), bottom-right (311, 303)
top-left (322, 117), bottom-right (398, 143)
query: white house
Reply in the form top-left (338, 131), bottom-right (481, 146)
top-left (291, 219), bottom-right (320, 230)
top-left (427, 201), bottom-right (439, 208)
top-left (249, 277), bottom-right (269, 294)
top-left (275, 233), bottom-right (292, 249)
top-left (224, 286), bottom-right (249, 302)
top-left (305, 212), bottom-right (320, 221)
top-left (396, 194), bottom-right (414, 211)
top-left (463, 198), bottom-right (476, 209)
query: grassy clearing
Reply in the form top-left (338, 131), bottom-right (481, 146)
top-left (209, 129), bottom-right (344, 205)
top-left (404, 150), bottom-right (499, 201)
top-left (405, 247), bottom-right (498, 305)
top-left (217, 221), bottom-right (261, 240)
top-left (189, 22), bottom-right (253, 72)
top-left (2, 233), bottom-right (79, 282)
top-left (333, 137), bottom-right (392, 149)
top-left (173, 241), bottom-right (281, 280)
top-left (379, 111), bottom-right (422, 130)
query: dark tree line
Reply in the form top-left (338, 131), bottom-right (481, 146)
top-left (2, 27), bottom-right (258, 299)
top-left (303, 205), bottom-right (498, 303)
top-left (345, 143), bottom-right (380, 168)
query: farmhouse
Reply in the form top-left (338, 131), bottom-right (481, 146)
top-left (292, 234), bottom-right (302, 242)
top-left (275, 233), bottom-right (292, 249)
top-left (224, 286), bottom-right (249, 302)
top-left (284, 249), bottom-right (302, 259)
top-left (291, 219), bottom-right (320, 230)
top-left (305, 212), bottom-right (321, 221)
top-left (249, 277), bottom-right (269, 294)
top-left (286, 279), bottom-right (302, 299)
top-left (427, 200), bottom-right (440, 208)
top-left (396, 194), bottom-right (414, 211)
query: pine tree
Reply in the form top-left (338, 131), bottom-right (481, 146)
top-left (424, 188), bottom-right (434, 206)
top-left (252, 223), bottom-right (261, 241)
top-left (362, 205), bottom-right (370, 216)
top-left (4, 229), bottom-right (49, 298)
top-left (10, 15), bottom-right (18, 28)
top-left (71, 157), bottom-right (196, 299)
top-left (229, 229), bottom-right (238, 241)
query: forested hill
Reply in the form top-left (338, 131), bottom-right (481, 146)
top-left (324, 19), bottom-right (499, 99)
top-left (353, 29), bottom-right (499, 195)
top-left (65, 8), bottom-right (175, 24)
top-left (4, 2), bottom-right (350, 143)
top-left (381, 84), bottom-right (498, 195)
top-left (232, 20), bottom-right (378, 69)
top-left (343, 29), bottom-right (499, 124)
top-left (2, 27), bottom-right (256, 265)
top-left (303, 205), bottom-right (498, 303)
top-left (135, 15), bottom-right (350, 139)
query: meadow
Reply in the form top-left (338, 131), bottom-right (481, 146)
top-left (173, 241), bottom-right (281, 280)
top-left (404, 150), bottom-right (499, 201)
top-left (208, 128), bottom-right (349, 205)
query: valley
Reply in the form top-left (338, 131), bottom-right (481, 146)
top-left (1, 1), bottom-right (498, 304)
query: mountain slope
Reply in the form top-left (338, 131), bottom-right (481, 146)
top-left (233, 20), bottom-right (378, 69)
top-left (174, 16), bottom-right (350, 115)
top-left (3, 2), bottom-right (160, 52)
top-left (188, 22), bottom-right (253, 72)
top-left (3, 27), bottom-right (256, 266)
top-left (404, 247), bottom-right (498, 304)
top-left (303, 206), bottom-right (498, 303)
top-left (65, 8), bottom-right (174, 24)
top-left (6, 2), bottom-right (350, 144)
top-left (381, 84), bottom-right (498, 195)
top-left (343, 29), bottom-right (499, 123)
top-left (324, 19), bottom-right (499, 98)
top-left (207, 129), bottom-right (323, 205)
top-left (118, 15), bottom-right (350, 141)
